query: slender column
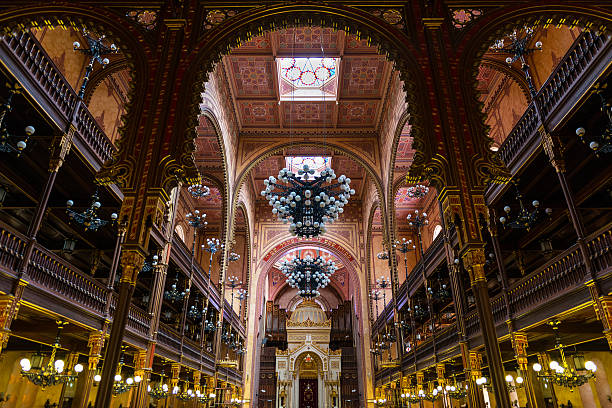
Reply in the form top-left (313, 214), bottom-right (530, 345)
top-left (193, 371), bottom-right (201, 408)
top-left (57, 352), bottom-right (80, 407)
top-left (537, 353), bottom-right (558, 408)
top-left (0, 293), bottom-right (21, 355)
top-left (462, 349), bottom-right (485, 408)
top-left (130, 349), bottom-right (151, 408)
top-left (72, 331), bottom-right (105, 408)
top-left (599, 297), bottom-right (612, 350)
top-left (104, 227), bottom-right (126, 318)
top-left (462, 247), bottom-right (510, 406)
top-left (436, 364), bottom-right (447, 408)
top-left (510, 332), bottom-right (540, 408)
top-left (95, 249), bottom-right (145, 408)
top-left (488, 219), bottom-right (511, 320)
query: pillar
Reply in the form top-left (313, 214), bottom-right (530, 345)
top-left (510, 332), bottom-right (541, 408)
top-left (597, 296), bottom-right (612, 350)
top-left (0, 294), bottom-right (20, 355)
top-left (536, 353), bottom-right (558, 408)
top-left (95, 249), bottom-right (145, 408)
top-left (129, 349), bottom-right (151, 408)
top-left (461, 348), bottom-right (484, 408)
top-left (72, 331), bottom-right (105, 408)
top-left (170, 363), bottom-right (181, 407)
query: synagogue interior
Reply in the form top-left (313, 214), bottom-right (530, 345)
top-left (0, 1), bottom-right (610, 408)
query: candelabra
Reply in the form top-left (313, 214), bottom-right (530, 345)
top-left (141, 255), bottom-right (159, 273)
top-left (532, 321), bottom-right (596, 389)
top-left (499, 183), bottom-right (552, 230)
top-left (176, 385), bottom-right (195, 401)
top-left (370, 289), bottom-right (382, 318)
top-left (20, 321), bottom-right (82, 388)
top-left (72, 30), bottom-right (119, 98)
top-left (376, 276), bottom-right (391, 309)
top-left (0, 84), bottom-right (35, 156)
top-left (505, 374), bottom-right (524, 392)
top-left (164, 274), bottom-right (188, 302)
top-left (188, 183), bottom-right (211, 199)
top-left (401, 391), bottom-right (421, 404)
top-left (375, 398), bottom-right (387, 406)
top-left (148, 372), bottom-right (169, 400)
top-left (201, 238), bottom-right (224, 279)
top-left (228, 252), bottom-right (240, 262)
top-left (188, 295), bottom-right (203, 321)
top-left (406, 184), bottom-right (429, 199)
top-left (376, 251), bottom-right (389, 260)
top-left (66, 190), bottom-right (118, 231)
top-left (261, 165), bottom-right (355, 237)
top-left (227, 275), bottom-right (242, 311)
top-left (490, 26), bottom-right (542, 99)
top-left (394, 238), bottom-right (415, 281)
top-left (236, 288), bottom-right (247, 319)
top-left (576, 85), bottom-right (611, 155)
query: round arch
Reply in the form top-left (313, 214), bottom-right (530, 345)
top-left (364, 201), bottom-right (380, 323)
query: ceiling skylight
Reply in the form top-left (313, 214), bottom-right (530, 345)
top-left (285, 156), bottom-right (331, 177)
top-left (278, 58), bottom-right (339, 101)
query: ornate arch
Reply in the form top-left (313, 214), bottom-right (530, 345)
top-left (479, 57), bottom-right (532, 102)
top-left (364, 201), bottom-right (380, 324)
top-left (0, 4), bottom-right (152, 162)
top-left (234, 202), bottom-right (252, 320)
top-left (82, 58), bottom-right (130, 105)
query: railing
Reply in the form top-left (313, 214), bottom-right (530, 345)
top-left (126, 304), bottom-right (150, 336)
top-left (0, 226), bottom-right (25, 273)
top-left (2, 32), bottom-right (115, 165)
top-left (497, 31), bottom-right (610, 169)
top-left (28, 246), bottom-right (107, 314)
top-left (157, 322), bottom-right (182, 351)
top-left (588, 226), bottom-right (612, 272)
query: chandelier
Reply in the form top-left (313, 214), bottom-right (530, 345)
top-left (164, 274), bottom-right (189, 302)
top-left (376, 251), bottom-right (389, 260)
top-left (576, 85), bottom-right (611, 155)
top-left (280, 255), bottom-right (336, 298)
top-left (176, 386), bottom-right (195, 401)
top-left (532, 321), bottom-right (596, 389)
top-left (188, 183), bottom-right (211, 198)
top-left (401, 392), bottom-right (421, 404)
top-left (148, 381), bottom-right (169, 400)
top-left (406, 184), bottom-right (429, 199)
top-left (0, 84), bottom-right (35, 156)
top-left (20, 321), bottom-right (82, 388)
top-left (72, 29), bottom-right (119, 98)
top-left (499, 183), bottom-right (552, 230)
top-left (505, 374), bottom-right (524, 393)
top-left (66, 190), bottom-right (117, 231)
top-left (188, 295), bottom-right (203, 321)
top-left (376, 276), bottom-right (391, 309)
top-left (375, 398), bottom-right (387, 406)
top-left (261, 165), bottom-right (355, 238)
top-left (141, 255), bottom-right (159, 273)
top-left (228, 252), bottom-right (241, 262)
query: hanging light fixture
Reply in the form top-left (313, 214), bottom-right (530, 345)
top-left (576, 85), bottom-right (611, 155)
top-left (72, 29), bottom-right (119, 99)
top-left (66, 190), bottom-right (118, 231)
top-left (261, 165), bottom-right (355, 238)
top-left (499, 183), bottom-right (552, 230)
top-left (376, 251), bottom-right (389, 260)
top-left (188, 294), bottom-right (203, 321)
top-left (20, 321), bottom-right (82, 388)
top-left (62, 236), bottom-right (77, 254)
top-left (505, 373), bottom-right (524, 392)
top-left (532, 321), bottom-right (596, 389)
top-left (148, 373), bottom-right (169, 400)
top-left (406, 184), bottom-right (429, 199)
top-left (370, 289), bottom-right (382, 318)
top-left (164, 274), bottom-right (188, 302)
top-left (176, 384), bottom-right (195, 401)
top-left (376, 276), bottom-right (391, 309)
top-left (188, 183), bottom-right (211, 199)
top-left (141, 255), bottom-right (159, 273)
top-left (280, 254), bottom-right (336, 298)
top-left (0, 84), bottom-right (35, 157)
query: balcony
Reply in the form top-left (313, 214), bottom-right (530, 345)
top-left (0, 31), bottom-right (116, 169)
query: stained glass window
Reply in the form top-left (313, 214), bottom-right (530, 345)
top-left (279, 58), bottom-right (337, 87)
top-left (285, 156), bottom-right (331, 177)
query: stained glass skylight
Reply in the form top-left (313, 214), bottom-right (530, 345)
top-left (285, 156), bottom-right (331, 177)
top-left (277, 58), bottom-right (339, 101)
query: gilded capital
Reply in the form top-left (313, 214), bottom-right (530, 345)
top-left (120, 249), bottom-right (146, 285)
top-left (462, 247), bottom-right (486, 283)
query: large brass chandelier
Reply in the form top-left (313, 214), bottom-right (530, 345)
top-left (261, 165), bottom-right (354, 238)
top-left (280, 255), bottom-right (336, 298)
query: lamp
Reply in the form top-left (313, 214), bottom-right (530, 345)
top-left (72, 30), bottom-right (119, 98)
top-left (0, 84), bottom-right (35, 157)
top-left (575, 84), bottom-right (611, 155)
top-left (164, 274), bottom-right (188, 302)
top-left (66, 190), bottom-right (117, 231)
top-left (261, 165), bottom-right (355, 238)
top-left (406, 184), bottom-right (429, 199)
top-left (20, 321), bottom-right (80, 388)
top-left (499, 182), bottom-right (551, 230)
top-left (280, 254), bottom-right (336, 298)
top-left (148, 372), bottom-right (169, 400)
top-left (62, 236), bottom-right (77, 254)
top-left (0, 184), bottom-right (7, 206)
top-left (505, 373), bottom-right (524, 392)
top-left (188, 183), bottom-right (211, 199)
top-left (394, 238), bottom-right (415, 281)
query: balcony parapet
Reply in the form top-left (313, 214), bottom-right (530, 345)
top-left (0, 31), bottom-right (115, 169)
top-left (488, 31), bottom-right (611, 201)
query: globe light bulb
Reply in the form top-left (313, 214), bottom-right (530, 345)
top-left (126, 377), bottom-right (134, 385)
top-left (516, 376), bottom-right (524, 384)
top-left (74, 363), bottom-right (84, 373)
top-left (54, 359), bottom-right (65, 373)
top-left (134, 375), bottom-right (142, 382)
top-left (94, 374), bottom-right (102, 382)
top-left (20, 358), bottom-right (31, 371)
top-left (505, 374), bottom-right (513, 382)
top-left (585, 360), bottom-right (597, 372)
top-left (532, 362), bottom-right (542, 372)
top-left (115, 374), bottom-right (122, 382)
top-left (549, 360), bottom-right (559, 370)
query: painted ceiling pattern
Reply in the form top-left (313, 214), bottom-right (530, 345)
top-left (224, 27), bottom-right (393, 131)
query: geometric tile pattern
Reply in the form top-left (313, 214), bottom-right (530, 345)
top-left (277, 27), bottom-right (338, 52)
top-left (229, 56), bottom-right (276, 97)
top-left (282, 102), bottom-right (334, 126)
top-left (238, 101), bottom-right (279, 126)
top-left (340, 56), bottom-right (387, 98)
top-left (337, 101), bottom-right (378, 126)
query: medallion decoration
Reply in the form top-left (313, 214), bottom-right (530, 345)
top-left (450, 9), bottom-right (483, 29)
top-left (125, 10), bottom-right (158, 30)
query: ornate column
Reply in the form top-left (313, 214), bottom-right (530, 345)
top-left (536, 353), bottom-right (558, 408)
top-left (170, 363), bottom-right (181, 407)
top-left (599, 297), bottom-right (612, 350)
top-left (0, 293), bottom-right (20, 355)
top-left (95, 249), bottom-right (145, 408)
top-left (461, 350), bottom-right (484, 408)
top-left (72, 331), bottom-right (105, 408)
top-left (129, 349), bottom-right (150, 408)
top-left (510, 332), bottom-right (540, 408)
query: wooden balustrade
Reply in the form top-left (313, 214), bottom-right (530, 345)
top-left (1, 32), bottom-right (115, 166)
top-left (0, 226), bottom-right (25, 273)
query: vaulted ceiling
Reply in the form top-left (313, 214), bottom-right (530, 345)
top-left (223, 27), bottom-right (393, 133)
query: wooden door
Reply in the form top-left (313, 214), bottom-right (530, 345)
top-left (299, 378), bottom-right (318, 408)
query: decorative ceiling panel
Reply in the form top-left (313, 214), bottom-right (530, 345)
top-left (337, 101), bottom-right (378, 127)
top-left (228, 55), bottom-right (276, 97)
top-left (340, 56), bottom-right (387, 98)
top-left (277, 27), bottom-right (338, 53)
top-left (282, 102), bottom-right (334, 127)
top-left (253, 156), bottom-right (285, 177)
top-left (344, 34), bottom-right (377, 52)
top-left (238, 101), bottom-right (279, 127)
top-left (235, 32), bottom-right (272, 51)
